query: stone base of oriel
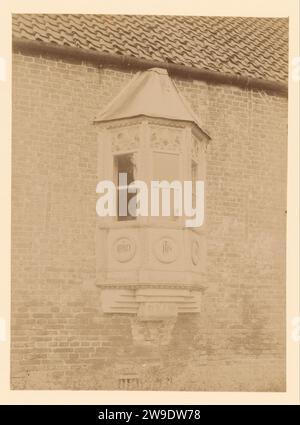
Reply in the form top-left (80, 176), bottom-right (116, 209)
top-left (96, 283), bottom-right (206, 345)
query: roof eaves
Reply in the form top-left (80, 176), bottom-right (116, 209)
top-left (12, 37), bottom-right (288, 97)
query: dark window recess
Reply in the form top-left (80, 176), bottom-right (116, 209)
top-left (115, 153), bottom-right (136, 221)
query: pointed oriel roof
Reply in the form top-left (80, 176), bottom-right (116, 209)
top-left (94, 68), bottom-right (206, 132)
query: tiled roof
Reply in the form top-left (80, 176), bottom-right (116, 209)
top-left (12, 14), bottom-right (288, 84)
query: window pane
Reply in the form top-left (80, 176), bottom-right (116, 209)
top-left (153, 152), bottom-right (179, 182)
top-left (192, 160), bottom-right (197, 185)
top-left (116, 154), bottom-right (135, 185)
top-left (115, 154), bottom-right (136, 221)
top-left (192, 161), bottom-right (198, 209)
top-left (153, 152), bottom-right (180, 219)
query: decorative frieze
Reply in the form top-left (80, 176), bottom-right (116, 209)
top-left (150, 125), bottom-right (183, 153)
top-left (111, 125), bottom-right (140, 153)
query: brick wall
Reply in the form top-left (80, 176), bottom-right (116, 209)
top-left (11, 51), bottom-right (287, 390)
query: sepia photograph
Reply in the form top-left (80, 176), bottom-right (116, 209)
top-left (0, 0), bottom-right (299, 409)
top-left (10, 12), bottom-right (289, 392)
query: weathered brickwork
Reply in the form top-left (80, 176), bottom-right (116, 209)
top-left (11, 51), bottom-right (287, 390)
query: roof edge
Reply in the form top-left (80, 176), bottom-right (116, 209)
top-left (94, 114), bottom-right (211, 140)
top-left (13, 38), bottom-right (288, 97)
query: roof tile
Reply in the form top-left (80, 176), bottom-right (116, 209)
top-left (12, 14), bottom-right (288, 83)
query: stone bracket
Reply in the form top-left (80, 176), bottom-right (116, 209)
top-left (99, 287), bottom-right (203, 317)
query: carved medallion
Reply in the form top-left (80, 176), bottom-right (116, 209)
top-left (112, 237), bottom-right (136, 263)
top-left (154, 237), bottom-right (178, 263)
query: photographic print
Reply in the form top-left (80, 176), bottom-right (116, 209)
top-left (10, 12), bottom-right (289, 392)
